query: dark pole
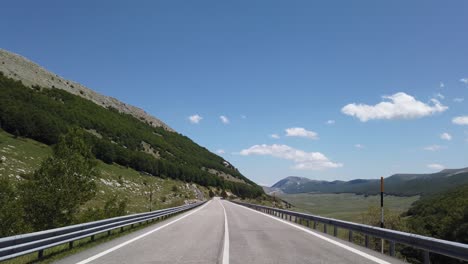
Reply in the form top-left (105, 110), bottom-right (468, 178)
top-left (381, 176), bottom-right (384, 253)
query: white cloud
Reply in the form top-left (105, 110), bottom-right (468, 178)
top-left (460, 78), bottom-right (468, 85)
top-left (354, 144), bottom-right (365, 149)
top-left (440, 132), bottom-right (452, 141)
top-left (285, 127), bottom-right (318, 140)
top-left (326, 120), bottom-right (335, 125)
top-left (453, 98), bottom-right (464, 103)
top-left (216, 149), bottom-right (225, 154)
top-left (424, 145), bottom-right (446, 151)
top-left (220, 115), bottom-right (230, 124)
top-left (240, 144), bottom-right (342, 170)
top-left (427, 163), bottom-right (445, 170)
top-left (270, 134), bottom-right (280, 139)
top-left (453, 116), bottom-right (468, 125)
top-left (440, 82), bottom-right (445, 88)
top-left (188, 114), bottom-right (203, 124)
top-left (341, 92), bottom-right (448, 122)
top-left (435, 93), bottom-right (444, 99)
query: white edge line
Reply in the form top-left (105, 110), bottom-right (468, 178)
top-left (228, 202), bottom-right (392, 264)
top-left (219, 200), bottom-right (230, 264)
top-left (75, 201), bottom-right (211, 264)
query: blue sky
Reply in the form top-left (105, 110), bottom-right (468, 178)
top-left (2, 1), bottom-right (468, 185)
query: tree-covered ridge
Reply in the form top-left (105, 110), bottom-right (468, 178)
top-left (0, 72), bottom-right (263, 198)
top-left (406, 184), bottom-right (468, 244)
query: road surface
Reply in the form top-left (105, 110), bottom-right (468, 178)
top-left (55, 198), bottom-right (404, 264)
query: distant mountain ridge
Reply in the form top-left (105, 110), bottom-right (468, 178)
top-left (271, 168), bottom-right (468, 196)
top-left (0, 49), bottom-right (173, 131)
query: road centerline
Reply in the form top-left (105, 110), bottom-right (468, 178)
top-left (219, 199), bottom-right (230, 264)
top-left (74, 201), bottom-right (211, 264)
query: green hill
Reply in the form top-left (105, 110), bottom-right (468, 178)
top-left (0, 71), bottom-right (263, 198)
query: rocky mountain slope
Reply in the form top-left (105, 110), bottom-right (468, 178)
top-left (0, 48), bottom-right (263, 198)
top-left (271, 168), bottom-right (468, 196)
top-left (0, 49), bottom-right (173, 131)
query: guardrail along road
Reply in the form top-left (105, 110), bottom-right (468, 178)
top-left (52, 198), bottom-right (419, 264)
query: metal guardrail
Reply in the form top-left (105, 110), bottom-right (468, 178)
top-left (233, 201), bottom-right (468, 263)
top-left (0, 201), bottom-right (205, 262)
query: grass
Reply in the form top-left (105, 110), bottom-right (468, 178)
top-left (0, 128), bottom-right (207, 216)
top-left (0, 130), bottom-right (52, 182)
top-left (277, 193), bottom-right (419, 223)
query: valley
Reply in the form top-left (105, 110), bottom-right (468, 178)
top-left (277, 193), bottom-right (419, 222)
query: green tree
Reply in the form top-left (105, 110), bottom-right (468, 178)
top-left (221, 190), bottom-right (228, 199)
top-left (209, 189), bottom-right (215, 198)
top-left (0, 178), bottom-right (28, 236)
top-left (20, 128), bottom-right (98, 230)
top-left (102, 195), bottom-right (127, 218)
top-left (403, 184), bottom-right (468, 263)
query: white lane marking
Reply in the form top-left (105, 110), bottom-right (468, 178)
top-left (219, 200), bottom-right (230, 264)
top-left (228, 202), bottom-right (391, 264)
top-left (75, 201), bottom-right (211, 264)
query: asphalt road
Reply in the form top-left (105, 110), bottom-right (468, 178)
top-left (55, 198), bottom-right (404, 264)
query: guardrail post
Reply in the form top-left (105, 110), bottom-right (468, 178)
top-left (389, 241), bottom-right (395, 257)
top-left (333, 226), bottom-right (337, 237)
top-left (91, 235), bottom-right (95, 241)
top-left (108, 230), bottom-right (111, 236)
top-left (324, 224), bottom-right (327, 234)
top-left (313, 220), bottom-right (317, 229)
top-left (38, 249), bottom-right (43, 259)
top-left (289, 215), bottom-right (292, 221)
top-left (424, 251), bottom-right (430, 264)
top-left (69, 241), bottom-right (73, 249)
top-left (348, 230), bottom-right (353, 242)
top-left (306, 219), bottom-right (310, 228)
top-left (365, 235), bottom-right (369, 248)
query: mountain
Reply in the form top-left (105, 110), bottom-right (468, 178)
top-left (271, 168), bottom-right (468, 196)
top-left (0, 49), bottom-right (173, 131)
top-left (0, 48), bottom-right (263, 198)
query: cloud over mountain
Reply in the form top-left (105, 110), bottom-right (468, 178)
top-left (240, 144), bottom-right (342, 170)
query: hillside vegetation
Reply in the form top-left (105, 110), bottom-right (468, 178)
top-left (0, 72), bottom-right (263, 198)
top-left (0, 128), bottom-right (206, 236)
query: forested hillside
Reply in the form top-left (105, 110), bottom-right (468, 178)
top-left (0, 72), bottom-right (263, 198)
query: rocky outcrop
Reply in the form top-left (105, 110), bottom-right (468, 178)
top-left (0, 49), bottom-right (173, 132)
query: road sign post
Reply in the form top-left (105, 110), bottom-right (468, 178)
top-left (381, 176), bottom-right (384, 254)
